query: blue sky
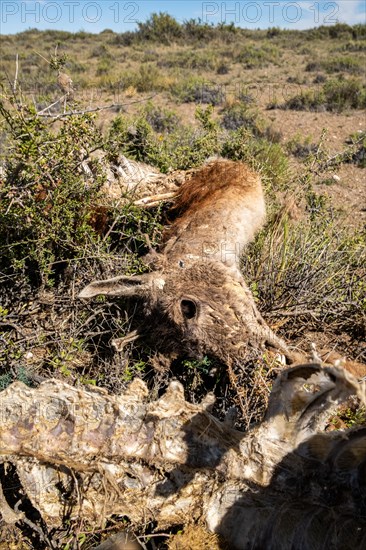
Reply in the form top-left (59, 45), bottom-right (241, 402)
top-left (1, 1), bottom-right (365, 34)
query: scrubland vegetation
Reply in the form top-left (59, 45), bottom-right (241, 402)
top-left (0, 15), bottom-right (365, 549)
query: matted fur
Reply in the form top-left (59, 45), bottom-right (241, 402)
top-left (79, 159), bottom-right (292, 362)
top-left (163, 159), bottom-right (265, 267)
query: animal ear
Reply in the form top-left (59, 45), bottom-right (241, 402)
top-left (78, 274), bottom-right (161, 299)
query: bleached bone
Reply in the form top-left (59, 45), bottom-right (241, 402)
top-left (0, 364), bottom-right (365, 549)
top-left (82, 152), bottom-right (182, 203)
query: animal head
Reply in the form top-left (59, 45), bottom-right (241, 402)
top-left (79, 260), bottom-right (290, 361)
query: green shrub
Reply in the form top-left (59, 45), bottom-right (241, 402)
top-left (91, 44), bottom-right (113, 59)
top-left (216, 62), bottom-right (230, 74)
top-left (172, 76), bottom-right (224, 105)
top-left (267, 27), bottom-right (282, 38)
top-left (141, 49), bottom-right (159, 63)
top-left (0, 370), bottom-right (12, 390)
top-left (109, 31), bottom-right (136, 46)
top-left (306, 56), bottom-right (363, 74)
top-left (108, 97), bottom-right (287, 186)
top-left (286, 134), bottom-right (318, 159)
top-left (96, 58), bottom-right (111, 76)
top-left (158, 49), bottom-right (219, 71)
top-left (0, 84), bottom-right (169, 386)
top-left (116, 64), bottom-right (167, 92)
top-left (242, 210), bottom-right (366, 342)
top-left (236, 44), bottom-right (280, 68)
top-left (341, 405), bottom-right (366, 428)
top-left (350, 23), bottom-right (366, 39)
top-left (183, 19), bottom-right (238, 43)
top-left (323, 78), bottom-right (366, 110)
top-left (305, 23), bottom-right (365, 40)
top-left (344, 131), bottom-right (366, 168)
top-left (279, 78), bottom-right (366, 112)
top-left (137, 12), bottom-right (182, 44)
top-left (41, 29), bottom-right (73, 42)
top-left (67, 60), bottom-right (87, 74)
top-left (73, 31), bottom-right (94, 41)
top-left (313, 74), bottom-right (327, 84)
top-left (108, 106), bottom-right (220, 171)
top-left (144, 103), bottom-right (180, 133)
top-left (338, 40), bottom-right (366, 52)
top-left (221, 128), bottom-right (289, 189)
top-left (220, 103), bottom-right (261, 132)
top-left (0, 97), bottom-right (106, 284)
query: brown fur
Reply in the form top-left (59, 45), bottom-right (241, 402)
top-left (139, 260), bottom-right (287, 361)
top-left (80, 159), bottom-right (366, 372)
top-left (162, 159), bottom-right (265, 267)
top-left (319, 350), bottom-right (366, 379)
top-left (171, 160), bottom-right (261, 218)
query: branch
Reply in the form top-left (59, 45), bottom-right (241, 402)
top-left (36, 95), bottom-right (158, 119)
top-left (13, 54), bottom-right (19, 94)
top-left (33, 50), bottom-right (51, 65)
top-left (36, 95), bottom-right (67, 115)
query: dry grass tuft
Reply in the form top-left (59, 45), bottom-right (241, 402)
top-left (124, 85), bottom-right (137, 98)
top-left (168, 524), bottom-right (224, 550)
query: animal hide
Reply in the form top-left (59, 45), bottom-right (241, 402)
top-left (0, 364), bottom-right (365, 549)
top-left (79, 159), bottom-right (295, 363)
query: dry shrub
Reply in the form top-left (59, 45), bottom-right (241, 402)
top-left (242, 202), bottom-right (366, 355)
top-left (124, 85), bottom-right (137, 97)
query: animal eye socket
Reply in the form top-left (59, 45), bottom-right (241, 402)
top-left (180, 299), bottom-right (197, 320)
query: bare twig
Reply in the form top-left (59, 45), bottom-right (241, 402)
top-left (0, 321), bottom-right (25, 338)
top-left (310, 132), bottom-right (365, 175)
top-left (112, 330), bottom-right (140, 352)
top-left (271, 309), bottom-right (320, 317)
top-left (36, 95), bottom-right (158, 119)
top-left (33, 50), bottom-right (51, 65)
top-left (14, 500), bottom-right (56, 549)
top-left (37, 95), bottom-right (67, 115)
top-left (13, 53), bottom-right (19, 93)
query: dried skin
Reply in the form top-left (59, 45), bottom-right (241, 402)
top-left (80, 159), bottom-right (294, 363)
top-left (0, 365), bottom-right (365, 549)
